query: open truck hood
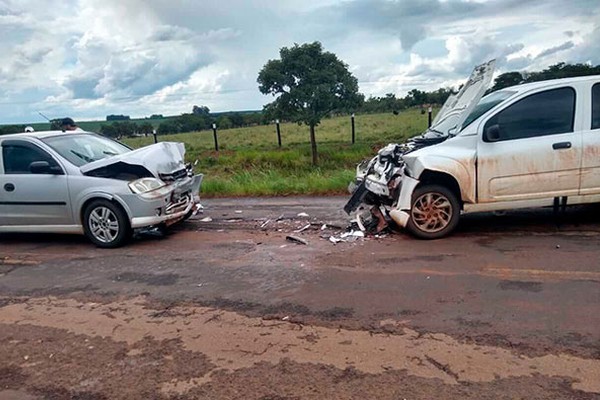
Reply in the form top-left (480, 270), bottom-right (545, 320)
top-left (80, 142), bottom-right (187, 178)
top-left (430, 59), bottom-right (496, 135)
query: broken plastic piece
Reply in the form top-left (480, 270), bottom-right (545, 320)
top-left (286, 235), bottom-right (308, 245)
top-left (200, 217), bottom-right (213, 222)
top-left (297, 212), bottom-right (309, 218)
top-left (294, 224), bottom-right (311, 233)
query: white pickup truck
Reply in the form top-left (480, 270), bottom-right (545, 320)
top-left (345, 60), bottom-right (600, 239)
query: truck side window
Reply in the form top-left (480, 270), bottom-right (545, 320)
top-left (593, 83), bottom-right (600, 130)
top-left (484, 87), bottom-right (576, 141)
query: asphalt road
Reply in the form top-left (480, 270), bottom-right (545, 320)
top-left (1, 196), bottom-right (599, 399)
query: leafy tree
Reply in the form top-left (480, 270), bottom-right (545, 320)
top-left (100, 124), bottom-right (118, 138)
top-left (258, 41), bottom-right (363, 165)
top-left (490, 72), bottom-right (524, 92)
top-left (157, 120), bottom-right (182, 135)
top-left (217, 116), bottom-right (233, 130)
top-left (138, 122), bottom-right (154, 136)
top-left (192, 105), bottom-right (210, 116)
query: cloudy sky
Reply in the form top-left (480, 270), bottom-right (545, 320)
top-left (1, 0), bottom-right (599, 124)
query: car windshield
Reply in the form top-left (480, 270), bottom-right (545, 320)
top-left (42, 133), bottom-right (131, 167)
top-left (461, 90), bottom-right (516, 130)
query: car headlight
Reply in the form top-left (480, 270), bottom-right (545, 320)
top-left (128, 178), bottom-right (171, 199)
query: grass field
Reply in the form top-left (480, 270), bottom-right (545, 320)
top-left (123, 109), bottom-right (430, 197)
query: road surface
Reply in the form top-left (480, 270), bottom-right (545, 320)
top-left (1, 196), bottom-right (599, 399)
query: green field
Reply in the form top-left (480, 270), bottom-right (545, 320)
top-left (123, 110), bottom-right (430, 197)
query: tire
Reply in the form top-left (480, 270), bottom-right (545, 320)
top-left (83, 199), bottom-right (131, 248)
top-left (406, 184), bottom-right (460, 239)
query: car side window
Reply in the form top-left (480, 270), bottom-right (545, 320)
top-left (592, 83), bottom-right (600, 130)
top-left (484, 87), bottom-right (576, 142)
top-left (2, 143), bottom-right (57, 174)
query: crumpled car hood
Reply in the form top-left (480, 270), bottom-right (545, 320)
top-left (80, 142), bottom-right (186, 177)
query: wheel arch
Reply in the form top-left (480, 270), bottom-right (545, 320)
top-left (417, 170), bottom-right (463, 209)
top-left (79, 194), bottom-right (132, 226)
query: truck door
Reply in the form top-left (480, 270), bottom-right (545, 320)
top-left (477, 86), bottom-right (582, 202)
top-left (579, 82), bottom-right (600, 195)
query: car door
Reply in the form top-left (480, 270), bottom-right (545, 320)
top-left (0, 139), bottom-right (73, 226)
top-left (477, 86), bottom-right (582, 202)
top-left (579, 81), bottom-right (600, 195)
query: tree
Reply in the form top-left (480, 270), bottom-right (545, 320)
top-left (258, 41), bottom-right (363, 165)
top-left (490, 72), bottom-right (524, 92)
top-left (192, 105), bottom-right (210, 116)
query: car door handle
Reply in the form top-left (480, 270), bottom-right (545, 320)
top-left (552, 142), bottom-right (571, 150)
top-left (4, 183), bottom-right (15, 192)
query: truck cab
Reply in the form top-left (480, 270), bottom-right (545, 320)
top-left (345, 61), bottom-right (600, 239)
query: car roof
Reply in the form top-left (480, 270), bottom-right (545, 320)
top-left (0, 130), bottom-right (93, 140)
top-left (504, 74), bottom-right (600, 94)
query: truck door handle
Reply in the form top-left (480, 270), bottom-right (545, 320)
top-left (552, 142), bottom-right (571, 150)
top-left (4, 183), bottom-right (15, 192)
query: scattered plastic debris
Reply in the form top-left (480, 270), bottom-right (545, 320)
top-left (297, 212), bottom-right (309, 218)
top-left (200, 217), bottom-right (213, 222)
top-left (286, 235), bottom-right (308, 245)
top-left (321, 224), bottom-right (327, 230)
top-left (328, 230), bottom-right (365, 244)
top-left (260, 219), bottom-right (271, 228)
top-left (282, 316), bottom-right (290, 321)
top-left (294, 224), bottom-right (311, 233)
top-left (235, 210), bottom-right (243, 214)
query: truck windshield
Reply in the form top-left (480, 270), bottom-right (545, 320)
top-left (461, 90), bottom-right (516, 129)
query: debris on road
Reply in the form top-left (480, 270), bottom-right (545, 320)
top-left (329, 230), bottom-right (365, 244)
top-left (297, 212), bottom-right (309, 218)
top-left (294, 224), bottom-right (311, 233)
top-left (200, 217), bottom-right (213, 222)
top-left (286, 235), bottom-right (308, 245)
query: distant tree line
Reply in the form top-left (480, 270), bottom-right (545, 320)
top-left (360, 88), bottom-right (455, 114)
top-left (154, 105), bottom-right (269, 135)
top-left (489, 62), bottom-right (600, 92)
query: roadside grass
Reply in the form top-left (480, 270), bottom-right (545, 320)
top-left (123, 110), bottom-right (430, 197)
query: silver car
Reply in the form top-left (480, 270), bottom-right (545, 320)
top-left (0, 131), bottom-right (203, 247)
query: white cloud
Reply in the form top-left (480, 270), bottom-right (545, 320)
top-left (0, 0), bottom-right (599, 124)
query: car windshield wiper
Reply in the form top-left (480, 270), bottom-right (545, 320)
top-left (70, 149), bottom-right (94, 163)
top-left (427, 128), bottom-right (446, 136)
top-left (103, 150), bottom-right (118, 156)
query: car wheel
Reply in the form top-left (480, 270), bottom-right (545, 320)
top-left (406, 184), bottom-right (460, 239)
top-left (83, 199), bottom-right (131, 248)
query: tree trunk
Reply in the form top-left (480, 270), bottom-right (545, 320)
top-left (309, 123), bottom-right (318, 166)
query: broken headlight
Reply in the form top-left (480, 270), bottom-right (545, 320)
top-left (128, 177), bottom-right (171, 199)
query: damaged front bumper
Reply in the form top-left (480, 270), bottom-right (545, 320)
top-left (123, 174), bottom-right (204, 229)
top-left (344, 150), bottom-right (419, 230)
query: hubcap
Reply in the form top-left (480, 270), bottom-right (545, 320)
top-left (411, 192), bottom-right (453, 233)
top-left (89, 206), bottom-right (119, 243)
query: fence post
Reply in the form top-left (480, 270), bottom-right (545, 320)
top-left (275, 119), bottom-right (282, 147)
top-left (428, 106), bottom-right (433, 128)
top-left (152, 129), bottom-right (158, 144)
top-left (212, 123), bottom-right (219, 152)
top-left (351, 113), bottom-right (356, 144)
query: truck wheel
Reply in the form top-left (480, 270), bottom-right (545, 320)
top-left (83, 199), bottom-right (131, 248)
top-left (406, 184), bottom-right (460, 239)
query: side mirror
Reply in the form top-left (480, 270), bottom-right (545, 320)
top-left (29, 161), bottom-right (63, 175)
top-left (484, 124), bottom-right (501, 142)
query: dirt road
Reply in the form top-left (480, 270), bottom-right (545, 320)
top-left (1, 196), bottom-right (599, 399)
